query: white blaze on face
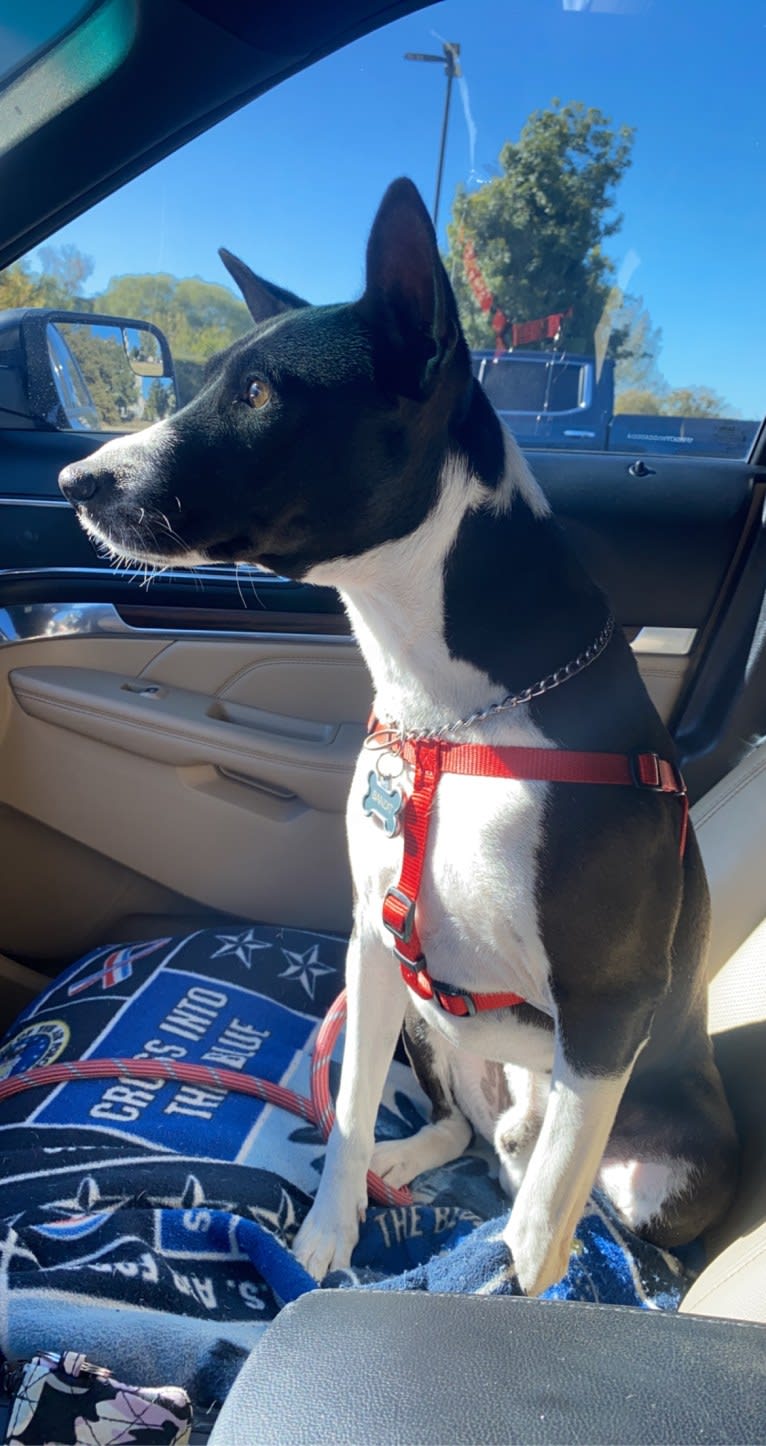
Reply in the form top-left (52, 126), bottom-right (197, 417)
top-left (84, 417), bottom-right (178, 484)
top-left (76, 420), bottom-right (211, 567)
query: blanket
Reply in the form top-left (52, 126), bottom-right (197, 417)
top-left (0, 926), bottom-right (698, 1412)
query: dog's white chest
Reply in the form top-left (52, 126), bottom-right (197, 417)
top-left (348, 745), bottom-right (555, 1022)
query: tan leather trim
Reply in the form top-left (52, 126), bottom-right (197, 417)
top-left (140, 639), bottom-right (371, 723)
top-left (633, 653), bottom-right (689, 724)
top-left (708, 920), bottom-right (766, 1036)
top-left (681, 1219), bottom-right (766, 1324)
top-left (706, 1018), bottom-right (766, 1258)
top-left (691, 743), bottom-right (766, 981)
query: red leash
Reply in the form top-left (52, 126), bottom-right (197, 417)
top-left (0, 990), bottom-right (413, 1208)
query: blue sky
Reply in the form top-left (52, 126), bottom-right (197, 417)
top-left (40, 0), bottom-right (766, 418)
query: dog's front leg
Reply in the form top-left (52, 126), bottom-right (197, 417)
top-left (293, 928), bottom-right (407, 1280)
top-left (502, 1035), bottom-right (641, 1296)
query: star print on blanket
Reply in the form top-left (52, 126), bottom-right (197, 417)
top-left (0, 925), bottom-right (700, 1416)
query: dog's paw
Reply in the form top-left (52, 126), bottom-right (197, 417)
top-left (369, 1138), bottom-right (420, 1189)
top-left (502, 1211), bottom-right (573, 1297)
top-left (292, 1200), bottom-right (365, 1282)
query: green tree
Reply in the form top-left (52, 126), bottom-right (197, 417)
top-left (62, 325), bottom-right (139, 428)
top-left (99, 273), bottom-right (251, 363)
top-left (0, 244), bottom-right (93, 311)
top-left (614, 383), bottom-right (734, 418)
top-left (613, 387), bottom-right (666, 415)
top-left (143, 377), bottom-right (175, 422)
top-left (663, 385), bottom-right (732, 418)
top-left (98, 274), bottom-right (177, 340)
top-left (37, 243), bottom-right (94, 305)
top-left (0, 260), bottom-right (46, 309)
top-left (445, 100), bottom-right (634, 353)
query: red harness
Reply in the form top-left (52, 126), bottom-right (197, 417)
top-left (374, 733), bottom-right (689, 1019)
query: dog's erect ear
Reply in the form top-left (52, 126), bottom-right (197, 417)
top-left (219, 248), bottom-right (310, 325)
top-left (360, 177), bottom-right (462, 399)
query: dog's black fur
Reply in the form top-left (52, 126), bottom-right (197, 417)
top-left (60, 178), bottom-right (738, 1286)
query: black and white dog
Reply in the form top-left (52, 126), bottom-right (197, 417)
top-left (60, 178), bottom-right (737, 1295)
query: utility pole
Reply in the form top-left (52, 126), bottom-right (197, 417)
top-left (404, 41), bottom-right (461, 230)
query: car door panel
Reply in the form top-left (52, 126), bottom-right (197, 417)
top-left (2, 704), bottom-right (354, 938)
top-left (0, 430), bottom-right (109, 568)
top-left (10, 658), bottom-right (365, 810)
top-left (0, 801), bottom-right (233, 969)
top-left (0, 498), bottom-right (98, 571)
top-left (0, 630), bottom-right (368, 965)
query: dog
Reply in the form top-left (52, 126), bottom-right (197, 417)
top-left (59, 177), bottom-right (738, 1295)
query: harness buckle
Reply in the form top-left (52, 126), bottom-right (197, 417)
top-left (631, 752), bottom-right (686, 796)
top-left (431, 980), bottom-right (478, 1017)
top-left (631, 751), bottom-right (661, 790)
top-left (383, 887), bottom-right (416, 943)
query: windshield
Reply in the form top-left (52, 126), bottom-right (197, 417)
top-left (1, 0), bottom-right (763, 457)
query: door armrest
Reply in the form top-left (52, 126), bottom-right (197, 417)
top-left (209, 1290), bottom-right (766, 1444)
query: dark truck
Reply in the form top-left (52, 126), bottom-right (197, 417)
top-left (472, 350), bottom-right (758, 459)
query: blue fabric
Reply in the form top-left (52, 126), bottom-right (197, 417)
top-left (0, 926), bottom-right (698, 1410)
top-left (332, 1197), bottom-right (697, 1310)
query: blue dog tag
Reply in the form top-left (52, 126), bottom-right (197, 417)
top-left (362, 770), bottom-right (403, 836)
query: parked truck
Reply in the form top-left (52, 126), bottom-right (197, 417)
top-left (472, 350), bottom-right (758, 459)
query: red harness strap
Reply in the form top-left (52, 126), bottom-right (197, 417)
top-left (378, 736), bottom-right (688, 1019)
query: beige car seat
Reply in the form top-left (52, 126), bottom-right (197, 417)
top-left (681, 741), bottom-right (766, 1322)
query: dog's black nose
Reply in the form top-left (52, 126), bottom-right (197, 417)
top-left (59, 462), bottom-right (99, 503)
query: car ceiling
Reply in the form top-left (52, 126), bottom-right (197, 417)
top-left (0, 0), bottom-right (429, 270)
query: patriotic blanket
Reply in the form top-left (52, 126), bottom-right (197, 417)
top-left (0, 926), bottom-right (697, 1413)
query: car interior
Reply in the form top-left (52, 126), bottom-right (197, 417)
top-left (1, 1), bottom-right (765, 1441)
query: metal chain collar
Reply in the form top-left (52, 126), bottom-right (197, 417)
top-left (371, 614), bottom-right (615, 746)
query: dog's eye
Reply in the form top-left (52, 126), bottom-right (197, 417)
top-left (244, 379), bottom-right (271, 410)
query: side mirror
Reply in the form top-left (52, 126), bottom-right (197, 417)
top-left (0, 308), bottom-right (177, 432)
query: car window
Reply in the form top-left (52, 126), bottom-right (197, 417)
top-left (479, 357), bottom-right (587, 416)
top-left (1, 0), bottom-right (763, 458)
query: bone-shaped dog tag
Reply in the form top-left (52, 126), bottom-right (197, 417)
top-left (362, 770), bottom-right (403, 836)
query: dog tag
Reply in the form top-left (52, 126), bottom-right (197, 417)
top-left (362, 770), bottom-right (403, 837)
